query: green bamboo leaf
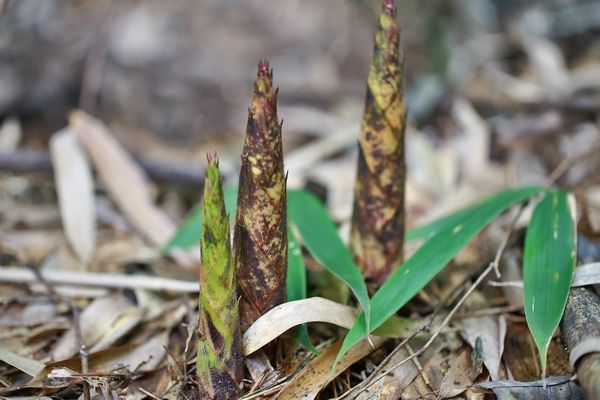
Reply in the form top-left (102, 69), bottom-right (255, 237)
top-left (287, 229), bottom-right (318, 354)
top-left (523, 190), bottom-right (576, 374)
top-left (160, 186), bottom-right (237, 254)
top-left (287, 189), bottom-right (372, 335)
top-left (335, 186), bottom-right (543, 367)
top-left (405, 206), bottom-right (474, 242)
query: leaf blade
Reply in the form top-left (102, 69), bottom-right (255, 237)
top-left (336, 186), bottom-right (542, 366)
top-left (523, 190), bottom-right (576, 373)
top-left (287, 189), bottom-right (372, 335)
top-left (287, 229), bottom-right (317, 353)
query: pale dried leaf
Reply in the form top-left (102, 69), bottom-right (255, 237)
top-left (500, 250), bottom-right (525, 309)
top-left (94, 331), bottom-right (168, 373)
top-left (0, 230), bottom-right (63, 264)
top-left (243, 297), bottom-right (415, 356)
top-left (90, 307), bottom-right (144, 352)
top-left (460, 315), bottom-right (506, 380)
top-left (0, 117), bottom-right (21, 151)
top-left (516, 27), bottom-right (570, 97)
top-left (68, 111), bottom-right (175, 248)
top-left (243, 297), bottom-right (356, 355)
top-left (286, 125), bottom-right (358, 188)
top-left (50, 127), bottom-right (96, 264)
top-left (452, 98), bottom-right (490, 179)
top-left (0, 346), bottom-right (45, 376)
top-left (572, 262), bottom-right (600, 287)
top-left (274, 337), bottom-right (385, 400)
top-left (52, 294), bottom-right (134, 360)
top-left (406, 128), bottom-right (458, 200)
top-left (584, 186), bottom-right (600, 233)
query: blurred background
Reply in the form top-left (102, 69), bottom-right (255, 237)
top-left (1, 0), bottom-right (600, 222)
top-left (1, 0), bottom-right (596, 152)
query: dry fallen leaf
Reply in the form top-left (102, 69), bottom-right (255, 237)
top-left (0, 117), bottom-right (21, 151)
top-left (68, 111), bottom-right (176, 249)
top-left (452, 98), bottom-right (490, 180)
top-left (243, 297), bottom-right (358, 356)
top-left (0, 346), bottom-right (45, 376)
top-left (50, 127), bottom-right (97, 264)
top-left (28, 332), bottom-right (169, 389)
top-left (243, 297), bottom-right (415, 356)
top-left (274, 337), bottom-right (385, 400)
top-left (439, 348), bottom-right (475, 398)
top-left (52, 293), bottom-right (138, 360)
top-left (459, 292), bottom-right (507, 380)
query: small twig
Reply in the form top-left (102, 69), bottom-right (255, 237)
top-left (487, 280), bottom-right (524, 288)
top-left (181, 306), bottom-right (198, 378)
top-left (0, 266), bottom-right (199, 292)
top-left (138, 388), bottom-right (162, 400)
top-left (454, 304), bottom-right (523, 319)
top-left (73, 306), bottom-right (91, 400)
top-left (490, 204), bottom-right (522, 280)
top-left (406, 342), bottom-right (432, 390)
top-left (546, 143), bottom-right (600, 186)
top-left (240, 380), bottom-right (288, 400)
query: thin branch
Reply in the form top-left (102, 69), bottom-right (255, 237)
top-left (0, 266), bottom-right (199, 292)
top-left (73, 307), bottom-right (91, 400)
top-left (546, 143), bottom-right (600, 186)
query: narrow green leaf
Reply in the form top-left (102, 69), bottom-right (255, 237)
top-left (161, 186), bottom-right (237, 254)
top-left (287, 189), bottom-right (372, 335)
top-left (336, 186), bottom-right (543, 367)
top-left (406, 206), bottom-right (474, 242)
top-left (523, 190), bottom-right (576, 373)
top-left (287, 229), bottom-right (318, 354)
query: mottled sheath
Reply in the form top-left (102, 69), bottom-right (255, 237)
top-left (197, 156), bottom-right (242, 400)
top-left (351, 0), bottom-right (406, 289)
top-left (234, 61), bottom-right (287, 331)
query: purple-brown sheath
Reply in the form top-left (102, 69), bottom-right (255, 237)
top-left (233, 60), bottom-right (287, 331)
top-left (351, 0), bottom-right (406, 290)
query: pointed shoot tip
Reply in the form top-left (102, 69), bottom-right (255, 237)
top-left (258, 59), bottom-right (270, 75)
top-left (383, 0), bottom-right (396, 16)
top-left (206, 151), bottom-right (219, 166)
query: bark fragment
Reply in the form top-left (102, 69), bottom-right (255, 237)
top-left (351, 0), bottom-right (406, 289)
top-left (197, 155), bottom-right (242, 399)
top-left (234, 60), bottom-right (287, 331)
